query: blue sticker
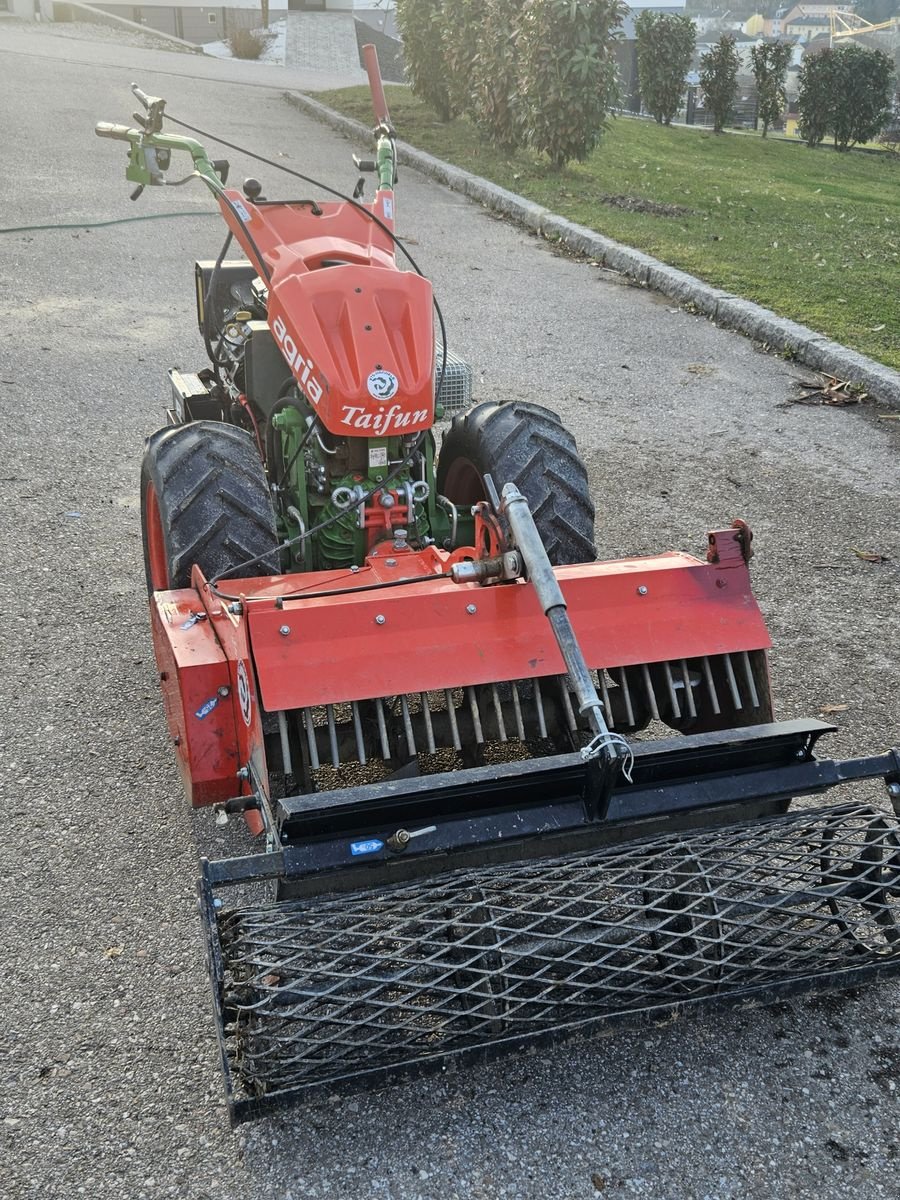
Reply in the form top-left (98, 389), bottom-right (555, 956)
top-left (350, 838), bottom-right (384, 857)
top-left (195, 696), bottom-right (219, 720)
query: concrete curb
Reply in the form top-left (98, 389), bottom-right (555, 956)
top-left (285, 91), bottom-right (900, 408)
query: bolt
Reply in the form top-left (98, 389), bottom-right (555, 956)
top-left (466, 604), bottom-right (477, 615)
top-left (637, 585), bottom-right (648, 596)
top-left (385, 558), bottom-right (397, 567)
top-left (212, 897), bottom-right (224, 910)
top-left (217, 686), bottom-right (230, 698)
top-left (716, 578), bottom-right (727, 589)
top-left (888, 783), bottom-right (900, 798)
top-left (236, 766), bottom-right (250, 780)
top-left (351, 564), bottom-right (360, 573)
top-left (279, 625), bottom-right (291, 637)
top-left (227, 601), bottom-right (242, 615)
top-left (795, 749), bottom-right (807, 761)
top-left (173, 735), bottom-right (181, 747)
top-left (387, 829), bottom-right (411, 851)
top-left (375, 614), bottom-right (386, 625)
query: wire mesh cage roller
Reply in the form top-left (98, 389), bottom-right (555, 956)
top-left (217, 801), bottom-right (900, 1100)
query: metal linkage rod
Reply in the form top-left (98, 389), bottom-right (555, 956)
top-left (500, 483), bottom-right (631, 774)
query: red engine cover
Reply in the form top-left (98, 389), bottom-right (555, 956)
top-left (218, 192), bottom-right (435, 437)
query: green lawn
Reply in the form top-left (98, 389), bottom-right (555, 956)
top-left (317, 87), bottom-right (900, 370)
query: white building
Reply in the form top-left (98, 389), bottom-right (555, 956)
top-left (13, 0), bottom-right (391, 44)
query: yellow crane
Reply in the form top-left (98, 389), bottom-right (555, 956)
top-left (829, 7), bottom-right (900, 44)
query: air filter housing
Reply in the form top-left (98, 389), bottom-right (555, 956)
top-left (435, 343), bottom-right (473, 414)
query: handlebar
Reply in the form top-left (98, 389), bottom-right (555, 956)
top-left (362, 44), bottom-right (392, 131)
top-left (94, 94), bottom-right (225, 201)
top-left (95, 121), bottom-right (136, 141)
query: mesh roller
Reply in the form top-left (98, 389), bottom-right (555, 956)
top-left (217, 801), bottom-right (900, 1102)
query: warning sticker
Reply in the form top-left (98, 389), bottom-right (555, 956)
top-left (368, 446), bottom-right (388, 468)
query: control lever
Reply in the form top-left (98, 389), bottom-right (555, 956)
top-left (130, 82), bottom-right (166, 134)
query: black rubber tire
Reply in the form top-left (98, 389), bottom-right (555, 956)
top-left (141, 421), bottom-right (279, 592)
top-left (436, 401), bottom-right (596, 564)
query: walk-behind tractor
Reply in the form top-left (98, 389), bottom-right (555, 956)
top-left (97, 55), bottom-right (900, 1123)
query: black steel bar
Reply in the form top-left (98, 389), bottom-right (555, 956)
top-left (277, 719), bottom-right (835, 824)
top-left (207, 741), bottom-right (899, 892)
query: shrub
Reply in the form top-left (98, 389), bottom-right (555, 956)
top-left (471, 0), bottom-right (527, 151)
top-left (797, 47), bottom-right (833, 147)
top-left (827, 43), bottom-right (894, 151)
top-left (750, 41), bottom-right (793, 138)
top-left (442, 0), bottom-right (485, 118)
top-left (517, 0), bottom-right (626, 169)
top-left (698, 34), bottom-right (740, 134)
top-left (635, 10), bottom-right (696, 126)
top-left (229, 28), bottom-right (266, 60)
top-left (799, 44), bottom-right (895, 151)
top-left (396, 0), bottom-right (457, 122)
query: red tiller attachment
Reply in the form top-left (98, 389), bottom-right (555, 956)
top-left (245, 533), bottom-right (769, 712)
top-left (150, 523), bottom-right (772, 812)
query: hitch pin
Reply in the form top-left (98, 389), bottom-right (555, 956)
top-left (387, 824), bottom-right (437, 852)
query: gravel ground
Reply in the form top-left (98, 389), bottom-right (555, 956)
top-left (1, 32), bottom-right (899, 1200)
top-left (1, 16), bottom-right (196, 54)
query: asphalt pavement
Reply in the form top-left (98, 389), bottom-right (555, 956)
top-left (1, 23), bottom-right (899, 1200)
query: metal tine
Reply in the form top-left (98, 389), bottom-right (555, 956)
top-left (303, 708), bottom-right (320, 771)
top-left (597, 671), bottom-right (614, 729)
top-left (534, 678), bottom-right (548, 739)
top-left (740, 651), bottom-right (761, 709)
top-left (400, 694), bottom-right (417, 756)
top-left (723, 652), bottom-right (743, 710)
top-left (701, 656), bottom-right (721, 715)
top-left (277, 711), bottom-right (294, 777)
top-left (662, 660), bottom-right (681, 720)
top-left (444, 689), bottom-right (461, 751)
top-left (351, 701), bottom-right (366, 765)
top-left (325, 704), bottom-right (340, 768)
top-left (616, 667), bottom-right (635, 727)
top-left (491, 684), bottom-right (507, 742)
top-left (680, 659), bottom-right (697, 719)
top-left (374, 697), bottom-right (391, 760)
top-left (559, 676), bottom-right (578, 733)
top-left (467, 686), bottom-right (484, 743)
top-left (641, 663), bottom-right (660, 721)
top-left (510, 682), bottom-right (526, 741)
top-left (419, 692), bottom-right (436, 754)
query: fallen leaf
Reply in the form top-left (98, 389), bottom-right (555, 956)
top-left (103, 946), bottom-right (124, 959)
top-left (852, 547), bottom-right (890, 563)
top-left (870, 324), bottom-right (886, 332)
top-left (876, 414), bottom-right (900, 421)
top-left (591, 1175), bottom-right (608, 1192)
top-left (260, 973), bottom-right (281, 987)
top-left (819, 703), bottom-right (849, 715)
top-left (789, 374), bottom-right (863, 407)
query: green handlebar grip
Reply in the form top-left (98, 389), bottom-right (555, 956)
top-left (95, 122), bottom-right (136, 141)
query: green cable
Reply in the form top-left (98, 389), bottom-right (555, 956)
top-left (0, 211), bottom-right (217, 235)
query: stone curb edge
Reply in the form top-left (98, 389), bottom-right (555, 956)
top-left (285, 90), bottom-right (900, 409)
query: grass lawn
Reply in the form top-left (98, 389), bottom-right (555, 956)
top-left (317, 87), bottom-right (900, 371)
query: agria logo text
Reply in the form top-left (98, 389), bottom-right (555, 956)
top-left (272, 314), bottom-right (324, 405)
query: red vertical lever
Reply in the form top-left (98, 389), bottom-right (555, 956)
top-left (362, 44), bottom-right (392, 128)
